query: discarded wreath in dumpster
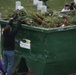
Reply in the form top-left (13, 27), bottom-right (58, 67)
top-left (7, 9), bottom-right (76, 28)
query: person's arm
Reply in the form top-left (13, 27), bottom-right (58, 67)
top-left (8, 18), bottom-right (14, 27)
top-left (0, 60), bottom-right (6, 74)
top-left (12, 20), bottom-right (21, 36)
top-left (8, 14), bottom-right (18, 27)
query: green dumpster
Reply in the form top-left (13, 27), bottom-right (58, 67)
top-left (0, 20), bottom-right (76, 75)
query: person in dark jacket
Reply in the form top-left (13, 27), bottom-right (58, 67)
top-left (39, 0), bottom-right (49, 8)
top-left (70, 1), bottom-right (75, 10)
top-left (2, 16), bottom-right (21, 75)
top-left (43, 0), bottom-right (49, 8)
top-left (0, 60), bottom-right (7, 75)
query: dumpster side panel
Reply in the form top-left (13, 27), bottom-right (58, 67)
top-left (45, 29), bottom-right (76, 61)
top-left (44, 29), bottom-right (76, 74)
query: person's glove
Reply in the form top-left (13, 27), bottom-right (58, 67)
top-left (18, 16), bottom-right (22, 21)
top-left (11, 14), bottom-right (18, 19)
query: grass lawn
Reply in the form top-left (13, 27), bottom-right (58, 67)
top-left (0, 0), bottom-right (73, 18)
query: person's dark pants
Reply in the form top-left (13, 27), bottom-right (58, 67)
top-left (44, 1), bottom-right (49, 8)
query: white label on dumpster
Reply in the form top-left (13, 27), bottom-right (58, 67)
top-left (20, 39), bottom-right (31, 49)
